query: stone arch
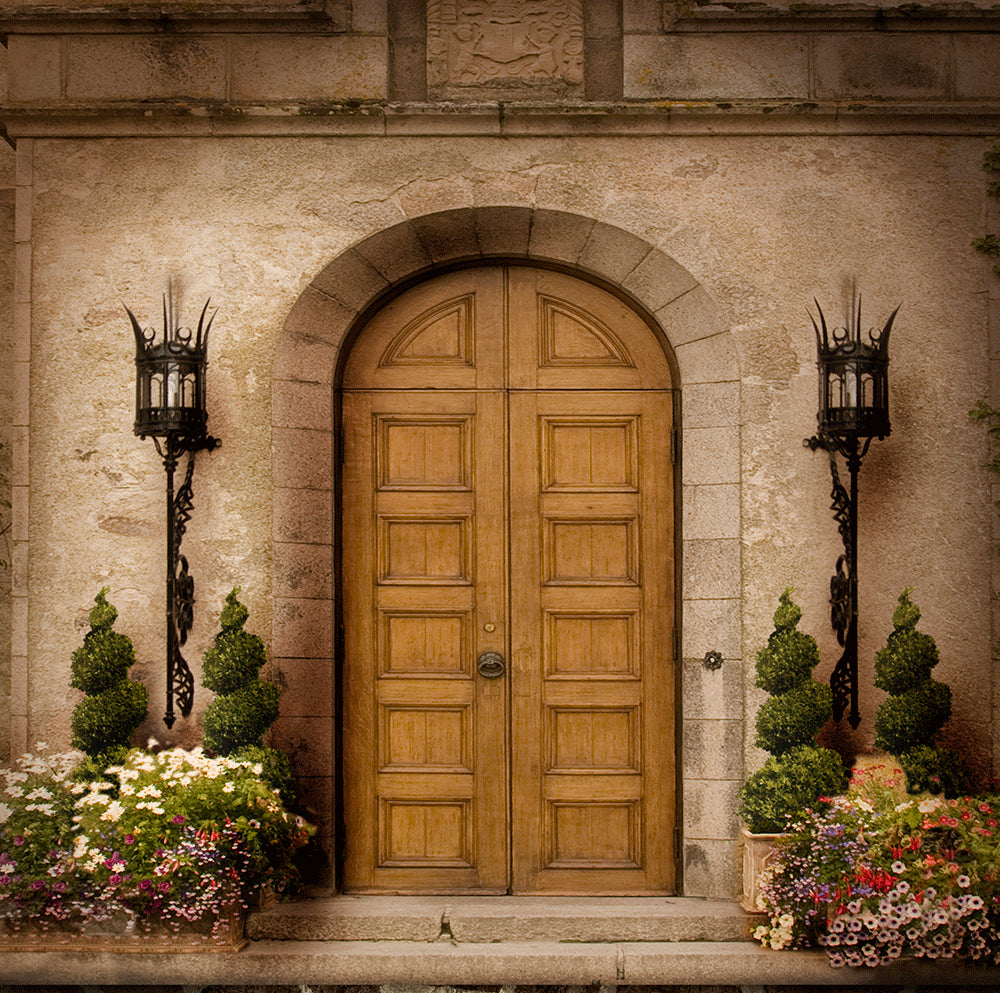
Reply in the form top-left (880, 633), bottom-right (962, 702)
top-left (271, 207), bottom-right (742, 898)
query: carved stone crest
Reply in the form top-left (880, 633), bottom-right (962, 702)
top-left (427, 0), bottom-right (584, 99)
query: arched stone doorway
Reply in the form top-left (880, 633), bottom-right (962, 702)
top-left (273, 208), bottom-right (742, 898)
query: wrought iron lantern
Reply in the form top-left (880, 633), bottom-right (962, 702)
top-left (805, 289), bottom-right (898, 730)
top-left (127, 288), bottom-right (220, 728)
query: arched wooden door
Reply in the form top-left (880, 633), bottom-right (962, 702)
top-left (341, 266), bottom-right (676, 894)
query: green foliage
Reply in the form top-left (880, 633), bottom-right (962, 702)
top-left (975, 139), bottom-right (1000, 273)
top-left (874, 630), bottom-right (939, 694)
top-left (738, 745), bottom-right (847, 834)
top-left (874, 680), bottom-right (952, 754)
top-left (755, 629), bottom-right (822, 696)
top-left (898, 743), bottom-right (968, 797)
top-left (69, 589), bottom-right (147, 767)
top-left (738, 589), bottom-right (844, 833)
top-left (754, 679), bottom-right (833, 755)
top-left (232, 745), bottom-right (297, 809)
top-left (874, 590), bottom-right (965, 790)
top-left (202, 589), bottom-right (291, 802)
top-left (970, 400), bottom-right (1000, 507)
top-left (71, 680), bottom-right (149, 763)
top-left (202, 681), bottom-right (280, 754)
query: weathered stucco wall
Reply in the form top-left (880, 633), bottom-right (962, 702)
top-left (18, 131), bottom-right (996, 754)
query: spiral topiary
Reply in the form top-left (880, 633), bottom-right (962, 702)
top-left (202, 588), bottom-right (293, 804)
top-left (70, 588), bottom-right (148, 770)
top-left (738, 589), bottom-right (846, 833)
top-left (874, 589), bottom-right (966, 796)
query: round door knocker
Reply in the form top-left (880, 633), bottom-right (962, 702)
top-left (476, 650), bottom-right (506, 679)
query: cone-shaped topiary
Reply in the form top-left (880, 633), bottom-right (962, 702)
top-left (738, 589), bottom-right (846, 833)
top-left (874, 589), bottom-right (966, 796)
top-left (70, 588), bottom-right (148, 769)
top-left (202, 588), bottom-right (293, 804)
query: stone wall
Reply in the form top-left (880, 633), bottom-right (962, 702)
top-left (1, 0), bottom-right (999, 900)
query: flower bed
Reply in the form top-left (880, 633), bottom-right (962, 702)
top-left (0, 744), bottom-right (312, 949)
top-left (753, 763), bottom-right (1000, 967)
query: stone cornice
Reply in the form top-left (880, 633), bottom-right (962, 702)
top-left (4, 99), bottom-right (1000, 139)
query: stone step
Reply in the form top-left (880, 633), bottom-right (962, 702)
top-left (247, 895), bottom-right (755, 943)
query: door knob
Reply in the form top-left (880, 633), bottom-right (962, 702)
top-left (476, 650), bottom-right (506, 678)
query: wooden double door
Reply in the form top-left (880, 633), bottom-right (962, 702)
top-left (341, 266), bottom-right (676, 894)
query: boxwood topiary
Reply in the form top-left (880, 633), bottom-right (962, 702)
top-left (873, 589), bottom-right (966, 795)
top-left (202, 588), bottom-right (292, 802)
top-left (70, 588), bottom-right (148, 768)
top-left (738, 589), bottom-right (846, 833)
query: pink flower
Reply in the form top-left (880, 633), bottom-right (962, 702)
top-left (172, 815), bottom-right (185, 825)
top-left (124, 834), bottom-right (136, 845)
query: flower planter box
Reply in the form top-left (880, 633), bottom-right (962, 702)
top-left (0, 904), bottom-right (247, 952)
top-left (740, 826), bottom-right (784, 913)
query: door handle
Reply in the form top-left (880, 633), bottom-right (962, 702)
top-left (476, 650), bottom-right (506, 679)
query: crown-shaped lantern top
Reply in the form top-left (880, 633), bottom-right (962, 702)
top-left (127, 287), bottom-right (215, 444)
top-left (811, 291), bottom-right (897, 442)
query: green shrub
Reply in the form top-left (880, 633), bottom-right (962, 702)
top-left (754, 679), bottom-right (833, 756)
top-left (738, 589), bottom-right (846, 833)
top-left (70, 588), bottom-right (148, 768)
top-left (202, 588), bottom-right (292, 802)
top-left (873, 589), bottom-right (966, 795)
top-left (738, 745), bottom-right (847, 835)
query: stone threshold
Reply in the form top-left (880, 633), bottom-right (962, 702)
top-left (4, 939), bottom-right (1000, 987)
top-left (247, 895), bottom-right (755, 943)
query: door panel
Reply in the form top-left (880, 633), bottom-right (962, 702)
top-left (342, 266), bottom-right (675, 895)
top-left (342, 389), bottom-right (508, 892)
top-left (509, 390), bottom-right (674, 894)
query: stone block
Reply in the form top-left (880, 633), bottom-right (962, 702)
top-left (273, 541), bottom-right (333, 599)
top-left (622, 249), bottom-right (700, 314)
top-left (682, 718), bottom-right (744, 779)
top-left (232, 36), bottom-right (387, 101)
top-left (284, 285), bottom-right (356, 353)
top-left (624, 0), bottom-right (661, 32)
top-left (269, 657), bottom-right (334, 718)
top-left (585, 37), bottom-right (622, 102)
top-left (682, 380), bottom-right (740, 429)
top-left (475, 205), bottom-right (533, 257)
top-left (271, 715), bottom-right (334, 779)
top-left (65, 36), bottom-right (226, 101)
top-left (14, 243), bottom-right (30, 303)
top-left (355, 220), bottom-right (433, 283)
top-left (682, 427), bottom-right (740, 486)
top-left (680, 839), bottom-right (740, 899)
top-left (585, 0), bottom-right (621, 37)
top-left (14, 192), bottom-right (30, 244)
top-left (388, 39), bottom-right (428, 101)
top-left (272, 596), bottom-right (334, 660)
top-left (410, 208), bottom-right (480, 263)
top-left (529, 209), bottom-right (595, 263)
top-left (273, 426), bottom-right (333, 491)
top-left (683, 537), bottom-right (741, 600)
top-left (8, 36), bottom-right (61, 102)
top-left (675, 331), bottom-right (739, 385)
top-left (13, 302), bottom-right (30, 364)
top-left (272, 334), bottom-right (338, 386)
top-left (956, 38), bottom-right (1000, 99)
top-left (353, 0), bottom-right (388, 33)
top-left (683, 482), bottom-right (740, 539)
top-left (272, 379), bottom-right (333, 432)
top-left (656, 285), bottom-right (724, 348)
top-left (311, 248), bottom-right (390, 314)
top-left (578, 220), bottom-right (648, 282)
top-left (682, 645), bottom-right (743, 720)
top-left (624, 35), bottom-right (809, 100)
top-left (274, 486), bottom-right (333, 546)
top-left (683, 594), bottom-right (741, 666)
top-left (814, 35), bottom-right (948, 100)
top-left (684, 778), bottom-right (742, 840)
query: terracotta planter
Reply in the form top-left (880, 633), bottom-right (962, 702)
top-left (740, 825), bottom-right (785, 913)
top-left (0, 903), bottom-right (247, 952)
